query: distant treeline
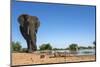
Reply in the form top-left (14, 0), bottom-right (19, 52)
top-left (11, 41), bottom-right (95, 52)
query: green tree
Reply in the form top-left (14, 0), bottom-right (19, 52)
top-left (39, 43), bottom-right (52, 50)
top-left (12, 41), bottom-right (22, 52)
top-left (66, 47), bottom-right (69, 50)
top-left (87, 46), bottom-right (93, 49)
top-left (53, 48), bottom-right (58, 50)
top-left (93, 41), bottom-right (96, 48)
top-left (93, 41), bottom-right (96, 45)
top-left (78, 46), bottom-right (87, 49)
top-left (53, 48), bottom-right (65, 50)
top-left (69, 44), bottom-right (78, 51)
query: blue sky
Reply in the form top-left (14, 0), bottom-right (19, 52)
top-left (12, 1), bottom-right (96, 48)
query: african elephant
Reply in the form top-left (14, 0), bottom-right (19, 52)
top-left (18, 14), bottom-right (40, 53)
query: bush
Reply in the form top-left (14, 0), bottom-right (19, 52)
top-left (53, 48), bottom-right (65, 50)
top-left (12, 41), bottom-right (22, 52)
top-left (78, 46), bottom-right (87, 49)
top-left (39, 43), bottom-right (52, 50)
top-left (69, 43), bottom-right (78, 51)
top-left (87, 46), bottom-right (93, 49)
top-left (93, 41), bottom-right (96, 45)
top-left (21, 48), bottom-right (28, 52)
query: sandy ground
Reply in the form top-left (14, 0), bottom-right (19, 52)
top-left (12, 53), bottom-right (96, 66)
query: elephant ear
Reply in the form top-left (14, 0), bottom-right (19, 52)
top-left (34, 16), bottom-right (40, 28)
top-left (18, 14), bottom-right (29, 27)
top-left (18, 15), bottom-right (24, 27)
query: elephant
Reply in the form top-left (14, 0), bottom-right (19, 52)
top-left (18, 14), bottom-right (40, 53)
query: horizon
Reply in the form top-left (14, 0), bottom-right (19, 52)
top-left (12, 1), bottom-right (96, 49)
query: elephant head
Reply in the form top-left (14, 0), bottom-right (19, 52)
top-left (18, 14), bottom-right (40, 33)
top-left (27, 16), bottom-right (40, 33)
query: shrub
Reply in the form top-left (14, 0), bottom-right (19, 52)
top-left (12, 41), bottom-right (22, 52)
top-left (69, 43), bottom-right (78, 51)
top-left (21, 48), bottom-right (28, 52)
top-left (39, 43), bottom-right (52, 50)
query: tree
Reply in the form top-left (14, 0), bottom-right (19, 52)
top-left (93, 41), bottom-right (96, 49)
top-left (12, 41), bottom-right (22, 52)
top-left (39, 43), bottom-right (52, 50)
top-left (53, 48), bottom-right (58, 50)
top-left (87, 46), bottom-right (93, 49)
top-left (66, 47), bottom-right (69, 50)
top-left (53, 48), bottom-right (65, 50)
top-left (69, 44), bottom-right (78, 51)
top-left (78, 46), bottom-right (87, 49)
top-left (93, 41), bottom-right (96, 45)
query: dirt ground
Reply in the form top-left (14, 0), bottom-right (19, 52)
top-left (12, 53), bottom-right (96, 66)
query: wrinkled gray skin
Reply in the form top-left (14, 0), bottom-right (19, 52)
top-left (18, 14), bottom-right (40, 53)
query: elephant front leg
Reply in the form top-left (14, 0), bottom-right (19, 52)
top-left (30, 33), bottom-right (37, 52)
top-left (26, 39), bottom-right (33, 53)
top-left (31, 40), bottom-right (37, 51)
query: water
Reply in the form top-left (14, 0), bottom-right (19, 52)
top-left (52, 49), bottom-right (95, 55)
top-left (77, 49), bottom-right (95, 55)
top-left (37, 49), bottom-right (95, 56)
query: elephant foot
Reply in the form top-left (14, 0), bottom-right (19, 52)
top-left (32, 48), bottom-right (37, 52)
top-left (27, 49), bottom-right (33, 53)
top-left (27, 49), bottom-right (36, 53)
